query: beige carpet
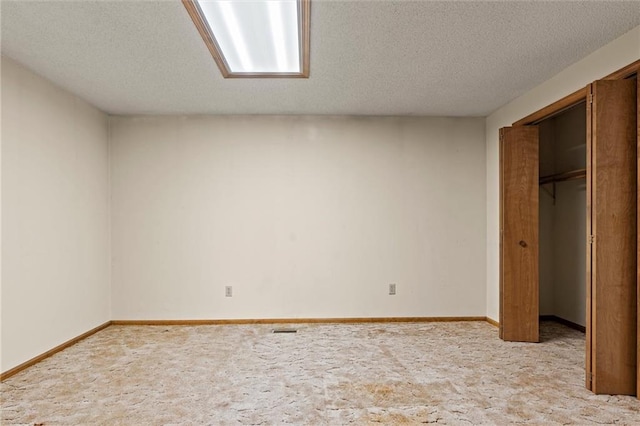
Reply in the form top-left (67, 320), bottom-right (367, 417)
top-left (1, 321), bottom-right (639, 425)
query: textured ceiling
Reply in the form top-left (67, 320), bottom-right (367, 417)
top-left (1, 0), bottom-right (639, 116)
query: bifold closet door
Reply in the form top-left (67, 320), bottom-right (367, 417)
top-left (499, 126), bottom-right (539, 343)
top-left (587, 79), bottom-right (637, 395)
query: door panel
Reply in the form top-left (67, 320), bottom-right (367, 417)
top-left (499, 126), bottom-right (539, 343)
top-left (588, 79), bottom-right (637, 395)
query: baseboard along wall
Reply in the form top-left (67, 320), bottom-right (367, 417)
top-left (110, 316), bottom-right (488, 326)
top-left (539, 315), bottom-right (586, 333)
top-left (0, 321), bottom-right (112, 381)
top-left (2, 316), bottom-right (494, 380)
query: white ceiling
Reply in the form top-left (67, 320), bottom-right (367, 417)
top-left (1, 0), bottom-right (639, 116)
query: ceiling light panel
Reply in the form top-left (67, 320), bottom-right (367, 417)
top-left (184, 0), bottom-right (310, 78)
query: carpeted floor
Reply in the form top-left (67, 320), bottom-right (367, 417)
top-left (1, 321), bottom-right (639, 425)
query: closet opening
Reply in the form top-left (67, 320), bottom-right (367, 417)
top-left (500, 60), bottom-right (639, 396)
top-left (538, 102), bottom-right (587, 335)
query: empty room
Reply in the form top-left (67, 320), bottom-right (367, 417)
top-left (1, 0), bottom-right (640, 424)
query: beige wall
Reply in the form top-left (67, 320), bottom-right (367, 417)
top-left (4, 23), bottom-right (635, 372)
top-left (1, 57), bottom-right (111, 372)
top-left (485, 25), bottom-right (640, 322)
top-left (110, 115), bottom-right (486, 320)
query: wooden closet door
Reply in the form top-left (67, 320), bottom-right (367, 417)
top-left (499, 126), bottom-right (539, 343)
top-left (587, 79), bottom-right (637, 395)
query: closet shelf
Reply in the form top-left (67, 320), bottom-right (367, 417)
top-left (539, 168), bottom-right (586, 185)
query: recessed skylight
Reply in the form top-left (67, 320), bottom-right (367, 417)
top-left (183, 0), bottom-right (310, 78)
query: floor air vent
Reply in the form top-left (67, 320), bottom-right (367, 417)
top-left (272, 328), bottom-right (297, 333)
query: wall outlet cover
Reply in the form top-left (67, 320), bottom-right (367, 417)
top-left (389, 283), bottom-right (396, 295)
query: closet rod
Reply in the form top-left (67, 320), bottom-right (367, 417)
top-left (539, 168), bottom-right (586, 185)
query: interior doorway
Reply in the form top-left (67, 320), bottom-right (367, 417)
top-left (538, 102), bottom-right (587, 334)
top-left (499, 72), bottom-right (638, 396)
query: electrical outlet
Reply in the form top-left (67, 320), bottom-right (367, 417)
top-left (389, 283), bottom-right (396, 295)
top-left (225, 286), bottom-right (233, 297)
